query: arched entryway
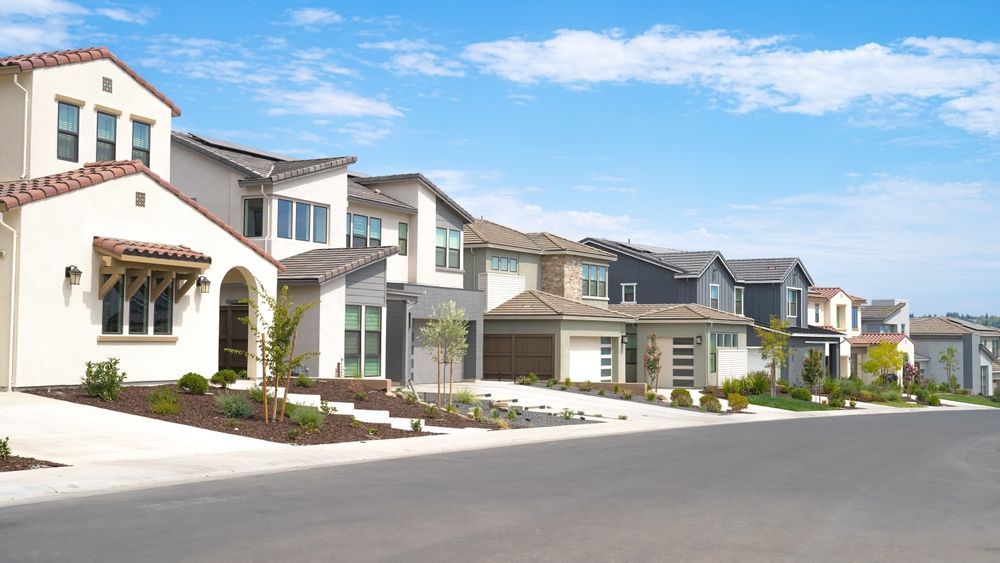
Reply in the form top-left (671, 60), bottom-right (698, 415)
top-left (218, 266), bottom-right (261, 381)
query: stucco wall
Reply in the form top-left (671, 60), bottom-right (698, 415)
top-left (464, 247), bottom-right (541, 293)
top-left (345, 201), bottom-right (411, 283)
top-left (633, 321), bottom-right (747, 388)
top-left (0, 72), bottom-right (30, 182)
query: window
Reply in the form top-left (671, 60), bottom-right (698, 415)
top-left (101, 275), bottom-right (124, 334)
top-left (852, 306), bottom-right (859, 329)
top-left (294, 201), bottom-right (311, 241)
top-left (365, 307), bottom-right (382, 377)
top-left (491, 256), bottom-right (500, 270)
top-left (510, 258), bottom-right (518, 273)
top-left (369, 217), bottom-right (382, 247)
top-left (153, 280), bottom-right (173, 335)
top-left (57, 102), bottom-right (79, 162)
top-left (600, 336), bottom-right (612, 381)
top-left (243, 198), bottom-right (263, 237)
top-left (787, 288), bottom-right (801, 319)
top-left (311, 206), bottom-right (327, 244)
top-left (622, 283), bottom-right (636, 304)
top-left (131, 121), bottom-right (151, 166)
top-left (710, 333), bottom-right (739, 373)
top-left (345, 305), bottom-right (382, 377)
top-left (352, 214), bottom-right (368, 247)
top-left (436, 228), bottom-right (461, 269)
top-left (128, 279), bottom-right (149, 334)
top-left (277, 199), bottom-right (293, 239)
top-left (814, 303), bottom-right (821, 323)
top-left (582, 264), bottom-right (608, 298)
top-left (710, 284), bottom-right (720, 309)
top-left (490, 255), bottom-right (519, 272)
top-left (96, 111), bottom-right (116, 161)
top-left (344, 305), bottom-right (362, 378)
top-left (982, 366), bottom-right (989, 395)
top-left (398, 223), bottom-right (408, 255)
top-left (500, 257), bottom-right (508, 271)
top-left (734, 287), bottom-right (744, 316)
top-left (836, 306), bottom-right (846, 329)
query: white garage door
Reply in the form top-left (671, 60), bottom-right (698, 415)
top-left (569, 336), bottom-right (612, 382)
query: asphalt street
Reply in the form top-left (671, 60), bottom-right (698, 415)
top-left (2, 410), bottom-right (998, 562)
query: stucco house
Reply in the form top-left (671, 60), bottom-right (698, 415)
top-left (807, 286), bottom-right (866, 378)
top-left (0, 47), bottom-right (282, 389)
top-left (861, 299), bottom-right (910, 335)
top-left (847, 333), bottom-right (916, 384)
top-left (910, 317), bottom-right (1000, 395)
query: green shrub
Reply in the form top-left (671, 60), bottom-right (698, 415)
top-left (849, 399), bottom-right (857, 408)
top-left (528, 372), bottom-right (538, 384)
top-left (82, 357), bottom-right (127, 401)
top-left (915, 387), bottom-right (929, 403)
top-left (821, 377), bottom-right (840, 395)
top-left (564, 377), bottom-right (572, 387)
top-left (700, 395), bottom-right (722, 413)
top-left (506, 408), bottom-right (518, 420)
top-left (237, 369), bottom-right (248, 380)
top-left (924, 381), bottom-right (939, 393)
top-left (0, 436), bottom-right (9, 461)
top-left (493, 417), bottom-right (510, 429)
top-left (828, 391), bottom-right (845, 408)
top-left (216, 394), bottom-right (252, 418)
top-left (859, 389), bottom-right (876, 402)
top-left (401, 390), bottom-right (418, 404)
top-left (721, 378), bottom-right (740, 397)
top-left (515, 376), bottom-right (531, 385)
top-left (248, 385), bottom-right (265, 403)
top-left (670, 388), bottom-right (693, 407)
top-left (423, 404), bottom-right (438, 418)
top-left (455, 388), bottom-right (479, 405)
top-left (561, 408), bottom-right (574, 420)
top-left (210, 369), bottom-right (238, 389)
top-left (367, 427), bottom-right (379, 436)
top-left (149, 387), bottom-right (181, 415)
top-left (727, 393), bottom-right (749, 412)
top-left (545, 378), bottom-right (555, 387)
top-left (790, 387), bottom-right (812, 402)
top-left (777, 379), bottom-right (791, 394)
top-left (295, 374), bottom-right (314, 388)
top-left (178, 372), bottom-right (208, 395)
top-left (319, 399), bottom-right (335, 414)
top-left (560, 385), bottom-right (568, 391)
top-left (350, 418), bottom-right (363, 428)
top-left (287, 428), bottom-right (301, 440)
top-left (410, 419), bottom-right (422, 432)
top-left (926, 394), bottom-right (941, 406)
top-left (490, 408), bottom-right (501, 419)
top-left (445, 404), bottom-right (459, 414)
top-left (354, 390), bottom-right (368, 402)
top-left (151, 400), bottom-right (180, 415)
top-left (578, 381), bottom-right (594, 392)
top-left (883, 389), bottom-right (903, 402)
top-left (290, 406), bottom-right (326, 431)
top-left (743, 371), bottom-right (771, 396)
top-left (612, 384), bottom-right (621, 394)
top-left (645, 390), bottom-right (657, 402)
top-left (598, 388), bottom-right (606, 396)
top-left (620, 389), bottom-right (633, 401)
top-left (472, 406), bottom-right (483, 422)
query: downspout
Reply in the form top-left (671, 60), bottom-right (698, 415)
top-left (258, 184), bottom-right (271, 255)
top-left (0, 213), bottom-right (18, 391)
top-left (13, 73), bottom-right (29, 179)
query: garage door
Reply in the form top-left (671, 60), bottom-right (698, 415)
top-left (483, 334), bottom-right (554, 380)
top-left (570, 336), bottom-right (613, 382)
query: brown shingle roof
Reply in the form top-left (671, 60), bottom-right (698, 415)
top-left (93, 237), bottom-right (211, 264)
top-left (279, 246), bottom-right (398, 284)
top-left (0, 160), bottom-right (284, 270)
top-left (909, 317), bottom-right (969, 336)
top-left (525, 232), bottom-right (614, 259)
top-left (486, 290), bottom-right (631, 321)
top-left (0, 47), bottom-right (181, 117)
top-left (464, 220), bottom-right (614, 260)
top-left (848, 333), bottom-right (910, 346)
top-left (610, 303), bottom-right (753, 323)
top-left (861, 303), bottom-right (906, 321)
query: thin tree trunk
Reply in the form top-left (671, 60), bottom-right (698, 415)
top-left (448, 361), bottom-right (454, 406)
top-left (770, 363), bottom-right (777, 398)
top-left (260, 333), bottom-right (268, 423)
top-left (279, 334), bottom-right (297, 420)
top-left (436, 344), bottom-right (442, 406)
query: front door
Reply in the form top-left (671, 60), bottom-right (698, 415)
top-left (219, 305), bottom-right (249, 371)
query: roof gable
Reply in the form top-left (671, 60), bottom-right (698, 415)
top-left (861, 302), bottom-right (906, 321)
top-left (487, 290), bottom-right (631, 320)
top-left (609, 303), bottom-right (753, 323)
top-left (0, 47), bottom-right (181, 117)
top-left (728, 257), bottom-right (815, 286)
top-left (463, 220), bottom-right (615, 260)
top-left (353, 173), bottom-right (474, 224)
top-left (279, 246), bottom-right (398, 284)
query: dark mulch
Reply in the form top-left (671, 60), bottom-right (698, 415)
top-left (306, 381), bottom-right (497, 429)
top-left (28, 385), bottom-right (430, 445)
top-left (0, 456), bottom-right (66, 472)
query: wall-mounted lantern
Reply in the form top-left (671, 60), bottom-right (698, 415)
top-left (196, 275), bottom-right (211, 294)
top-left (65, 265), bottom-right (82, 285)
top-left (695, 335), bottom-right (703, 345)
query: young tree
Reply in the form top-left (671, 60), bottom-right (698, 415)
top-left (861, 341), bottom-right (906, 389)
top-left (939, 346), bottom-right (960, 392)
top-left (231, 282), bottom-right (317, 423)
top-left (800, 347), bottom-right (827, 400)
top-left (754, 316), bottom-right (791, 398)
top-left (419, 301), bottom-right (469, 405)
top-left (644, 333), bottom-right (663, 391)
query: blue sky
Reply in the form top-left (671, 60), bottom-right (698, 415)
top-left (3, 0), bottom-right (1000, 314)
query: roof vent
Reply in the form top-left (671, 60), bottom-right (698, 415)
top-left (374, 188), bottom-right (382, 194)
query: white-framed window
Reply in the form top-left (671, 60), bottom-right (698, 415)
top-left (734, 286), bottom-right (744, 316)
top-left (709, 333), bottom-right (739, 373)
top-left (398, 222), bottom-right (408, 255)
top-left (600, 336), bottom-right (613, 381)
top-left (622, 283), bottom-right (637, 304)
top-left (491, 255), bottom-right (519, 273)
top-left (436, 227), bottom-right (461, 269)
top-left (582, 263), bottom-right (607, 298)
top-left (814, 302), bottom-right (821, 324)
top-left (57, 101), bottom-right (80, 162)
top-left (96, 111), bottom-right (117, 161)
top-left (102, 274), bottom-right (174, 335)
top-left (131, 121), bottom-right (151, 166)
top-left (787, 288), bottom-right (801, 319)
top-left (345, 305), bottom-right (383, 377)
top-left (709, 284), bottom-right (720, 309)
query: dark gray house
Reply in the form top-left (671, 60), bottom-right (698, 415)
top-left (727, 257), bottom-right (844, 382)
top-left (580, 238), bottom-right (742, 314)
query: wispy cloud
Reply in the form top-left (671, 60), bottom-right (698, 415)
top-left (337, 121), bottom-right (392, 146)
top-left (463, 25), bottom-right (1000, 135)
top-left (359, 38), bottom-right (441, 52)
top-left (383, 51), bottom-right (464, 77)
top-left (265, 85), bottom-right (403, 118)
top-left (571, 184), bottom-right (636, 194)
top-left (507, 93), bottom-right (536, 105)
top-left (280, 7), bottom-right (343, 27)
top-left (0, 0), bottom-right (148, 52)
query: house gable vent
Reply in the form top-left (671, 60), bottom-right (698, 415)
top-left (135, 192), bottom-right (146, 207)
top-left (102, 77), bottom-right (113, 93)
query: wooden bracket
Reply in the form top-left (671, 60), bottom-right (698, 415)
top-left (175, 273), bottom-right (197, 303)
top-left (149, 272), bottom-right (174, 302)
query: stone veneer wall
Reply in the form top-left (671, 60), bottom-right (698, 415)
top-left (541, 254), bottom-right (583, 302)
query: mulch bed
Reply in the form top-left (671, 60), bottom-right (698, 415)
top-left (28, 385), bottom-right (431, 445)
top-left (304, 380), bottom-right (498, 429)
top-left (0, 456), bottom-right (65, 473)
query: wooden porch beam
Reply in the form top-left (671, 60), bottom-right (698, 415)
top-left (174, 273), bottom-right (197, 303)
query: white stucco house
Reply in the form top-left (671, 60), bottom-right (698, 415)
top-left (807, 286), bottom-right (866, 378)
top-left (0, 47), bottom-right (283, 389)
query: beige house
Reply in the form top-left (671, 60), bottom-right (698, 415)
top-left (848, 333), bottom-right (915, 384)
top-left (807, 286), bottom-right (865, 378)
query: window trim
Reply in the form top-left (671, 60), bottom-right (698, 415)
top-left (436, 227), bottom-right (462, 270)
top-left (397, 222), bottom-right (408, 256)
top-left (96, 110), bottom-right (117, 162)
top-left (582, 263), bottom-right (608, 299)
top-left (312, 205), bottom-right (328, 244)
top-left (786, 287), bottom-right (802, 319)
top-left (277, 199), bottom-right (293, 239)
top-left (242, 197), bottom-right (264, 238)
top-left (734, 286), bottom-right (744, 316)
top-left (294, 201), bottom-right (311, 241)
top-left (57, 101), bottom-right (80, 162)
top-left (709, 283), bottom-right (720, 310)
top-left (621, 283), bottom-right (637, 304)
top-left (131, 120), bottom-right (151, 166)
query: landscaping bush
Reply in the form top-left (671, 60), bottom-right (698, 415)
top-left (290, 406), bottom-right (326, 431)
top-left (840, 377), bottom-right (863, 400)
top-left (721, 378), bottom-right (739, 397)
top-left (0, 436), bottom-right (11, 461)
top-left (178, 372), bottom-right (208, 395)
top-left (915, 387), bottom-right (929, 403)
top-left (515, 376), bottom-right (531, 385)
top-left (702, 386), bottom-right (724, 399)
top-left (821, 377), bottom-right (840, 395)
top-left (527, 372), bottom-right (538, 384)
top-left (506, 408), bottom-right (518, 421)
top-left (472, 406), bottom-right (483, 422)
top-left (924, 381), bottom-right (939, 394)
top-left (423, 404), bottom-right (438, 418)
top-left (248, 385), bottom-right (265, 403)
top-left (670, 388), bottom-right (693, 408)
top-left (598, 388), bottom-right (606, 396)
top-left (455, 388), bottom-right (479, 405)
top-left (561, 408), bottom-right (574, 420)
top-left (410, 419), bottom-right (422, 432)
top-left (149, 387), bottom-right (180, 415)
top-left (645, 390), bottom-right (657, 402)
top-left (82, 357), bottom-right (127, 401)
top-left (620, 389), bottom-right (634, 401)
top-left (700, 395), bottom-right (722, 413)
top-left (790, 387), bottom-right (812, 402)
top-left (926, 394), bottom-right (941, 406)
top-left (354, 390), bottom-right (368, 402)
top-left (564, 377), bottom-right (572, 387)
top-left (612, 384), bottom-right (621, 394)
top-left (401, 390), bottom-right (418, 404)
top-left (294, 373), bottom-right (314, 388)
top-left (849, 399), bottom-right (857, 409)
top-left (727, 393), bottom-right (749, 413)
top-left (827, 390), bottom-right (845, 408)
top-left (545, 378), bottom-right (555, 387)
top-left (859, 390), bottom-right (876, 402)
top-left (216, 394), bottom-right (252, 419)
top-left (210, 369), bottom-right (238, 389)
top-left (743, 371), bottom-right (771, 396)
top-left (578, 381), bottom-right (594, 392)
top-left (883, 389), bottom-right (903, 402)
top-left (237, 369), bottom-right (248, 380)
top-left (776, 379), bottom-right (791, 394)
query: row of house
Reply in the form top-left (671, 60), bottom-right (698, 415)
top-left (0, 46), bottom-right (995, 396)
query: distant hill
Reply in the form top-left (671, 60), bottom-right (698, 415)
top-left (938, 313), bottom-right (1000, 328)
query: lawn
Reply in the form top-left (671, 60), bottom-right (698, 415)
top-left (749, 395), bottom-right (832, 411)
top-left (873, 400), bottom-right (923, 408)
top-left (938, 394), bottom-right (1000, 408)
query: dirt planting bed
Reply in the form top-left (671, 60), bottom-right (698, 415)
top-left (0, 456), bottom-right (65, 473)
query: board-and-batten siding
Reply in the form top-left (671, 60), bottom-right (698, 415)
top-left (694, 257), bottom-right (737, 313)
top-left (345, 262), bottom-right (387, 307)
top-left (741, 263), bottom-right (809, 328)
top-left (604, 251), bottom-right (738, 313)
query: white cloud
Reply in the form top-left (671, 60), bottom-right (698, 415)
top-left (282, 7), bottom-right (342, 27)
top-left (337, 121), bottom-right (392, 146)
top-left (571, 184), bottom-right (635, 194)
top-left (96, 7), bottom-right (152, 24)
top-left (507, 93), bottom-right (535, 105)
top-left (265, 85), bottom-right (403, 118)
top-left (384, 51), bottom-right (464, 77)
top-left (0, 0), bottom-right (148, 52)
top-left (359, 38), bottom-right (441, 52)
top-left (424, 169), bottom-right (476, 192)
top-left (463, 26), bottom-right (1000, 135)
top-left (0, 0), bottom-right (85, 17)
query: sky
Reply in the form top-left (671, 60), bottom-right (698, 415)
top-left (2, 0), bottom-right (999, 314)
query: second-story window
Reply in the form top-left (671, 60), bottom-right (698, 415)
top-left (398, 223), bottom-right (408, 255)
top-left (295, 201), bottom-right (311, 241)
top-left (277, 199), bottom-right (293, 238)
top-left (132, 121), bottom-right (151, 166)
top-left (96, 112), bottom-right (117, 161)
top-left (582, 264), bottom-right (607, 298)
top-left (814, 303), bottom-right (820, 323)
top-left (313, 206), bottom-right (328, 244)
top-left (734, 287), bottom-right (744, 315)
top-left (57, 102), bottom-right (80, 162)
top-left (370, 218), bottom-right (382, 246)
top-left (852, 306), bottom-right (859, 330)
top-left (436, 227), bottom-right (461, 269)
top-left (345, 213), bottom-right (382, 247)
top-left (243, 198), bottom-right (264, 237)
top-left (491, 255), bottom-right (518, 272)
top-left (622, 283), bottom-right (636, 304)
top-left (277, 199), bottom-right (327, 242)
top-left (710, 284), bottom-right (720, 309)
top-left (787, 288), bottom-right (801, 320)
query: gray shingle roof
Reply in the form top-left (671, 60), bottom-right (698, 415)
top-left (279, 246), bottom-right (398, 284)
top-left (352, 173), bottom-right (474, 223)
top-left (581, 238), bottom-right (725, 277)
top-left (861, 303), bottom-right (906, 322)
top-left (347, 181), bottom-right (417, 212)
top-left (728, 257), bottom-right (812, 285)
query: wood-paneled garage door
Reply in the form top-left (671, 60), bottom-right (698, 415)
top-left (483, 334), bottom-right (555, 380)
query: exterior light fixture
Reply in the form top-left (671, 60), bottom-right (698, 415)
top-left (196, 275), bottom-right (211, 294)
top-left (65, 265), bottom-right (82, 285)
top-left (695, 335), bottom-right (703, 345)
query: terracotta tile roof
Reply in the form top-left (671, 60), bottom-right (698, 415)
top-left (93, 237), bottom-right (211, 264)
top-left (464, 220), bottom-right (615, 260)
top-left (353, 173), bottom-right (474, 223)
top-left (610, 303), bottom-right (753, 323)
top-left (0, 160), bottom-right (284, 271)
top-left (808, 286), bottom-right (866, 302)
top-left (279, 246), bottom-right (398, 284)
top-left (0, 47), bottom-right (181, 117)
top-left (347, 181), bottom-right (416, 212)
top-left (848, 333), bottom-right (910, 346)
top-left (486, 290), bottom-right (632, 321)
top-left (861, 302), bottom-right (906, 321)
